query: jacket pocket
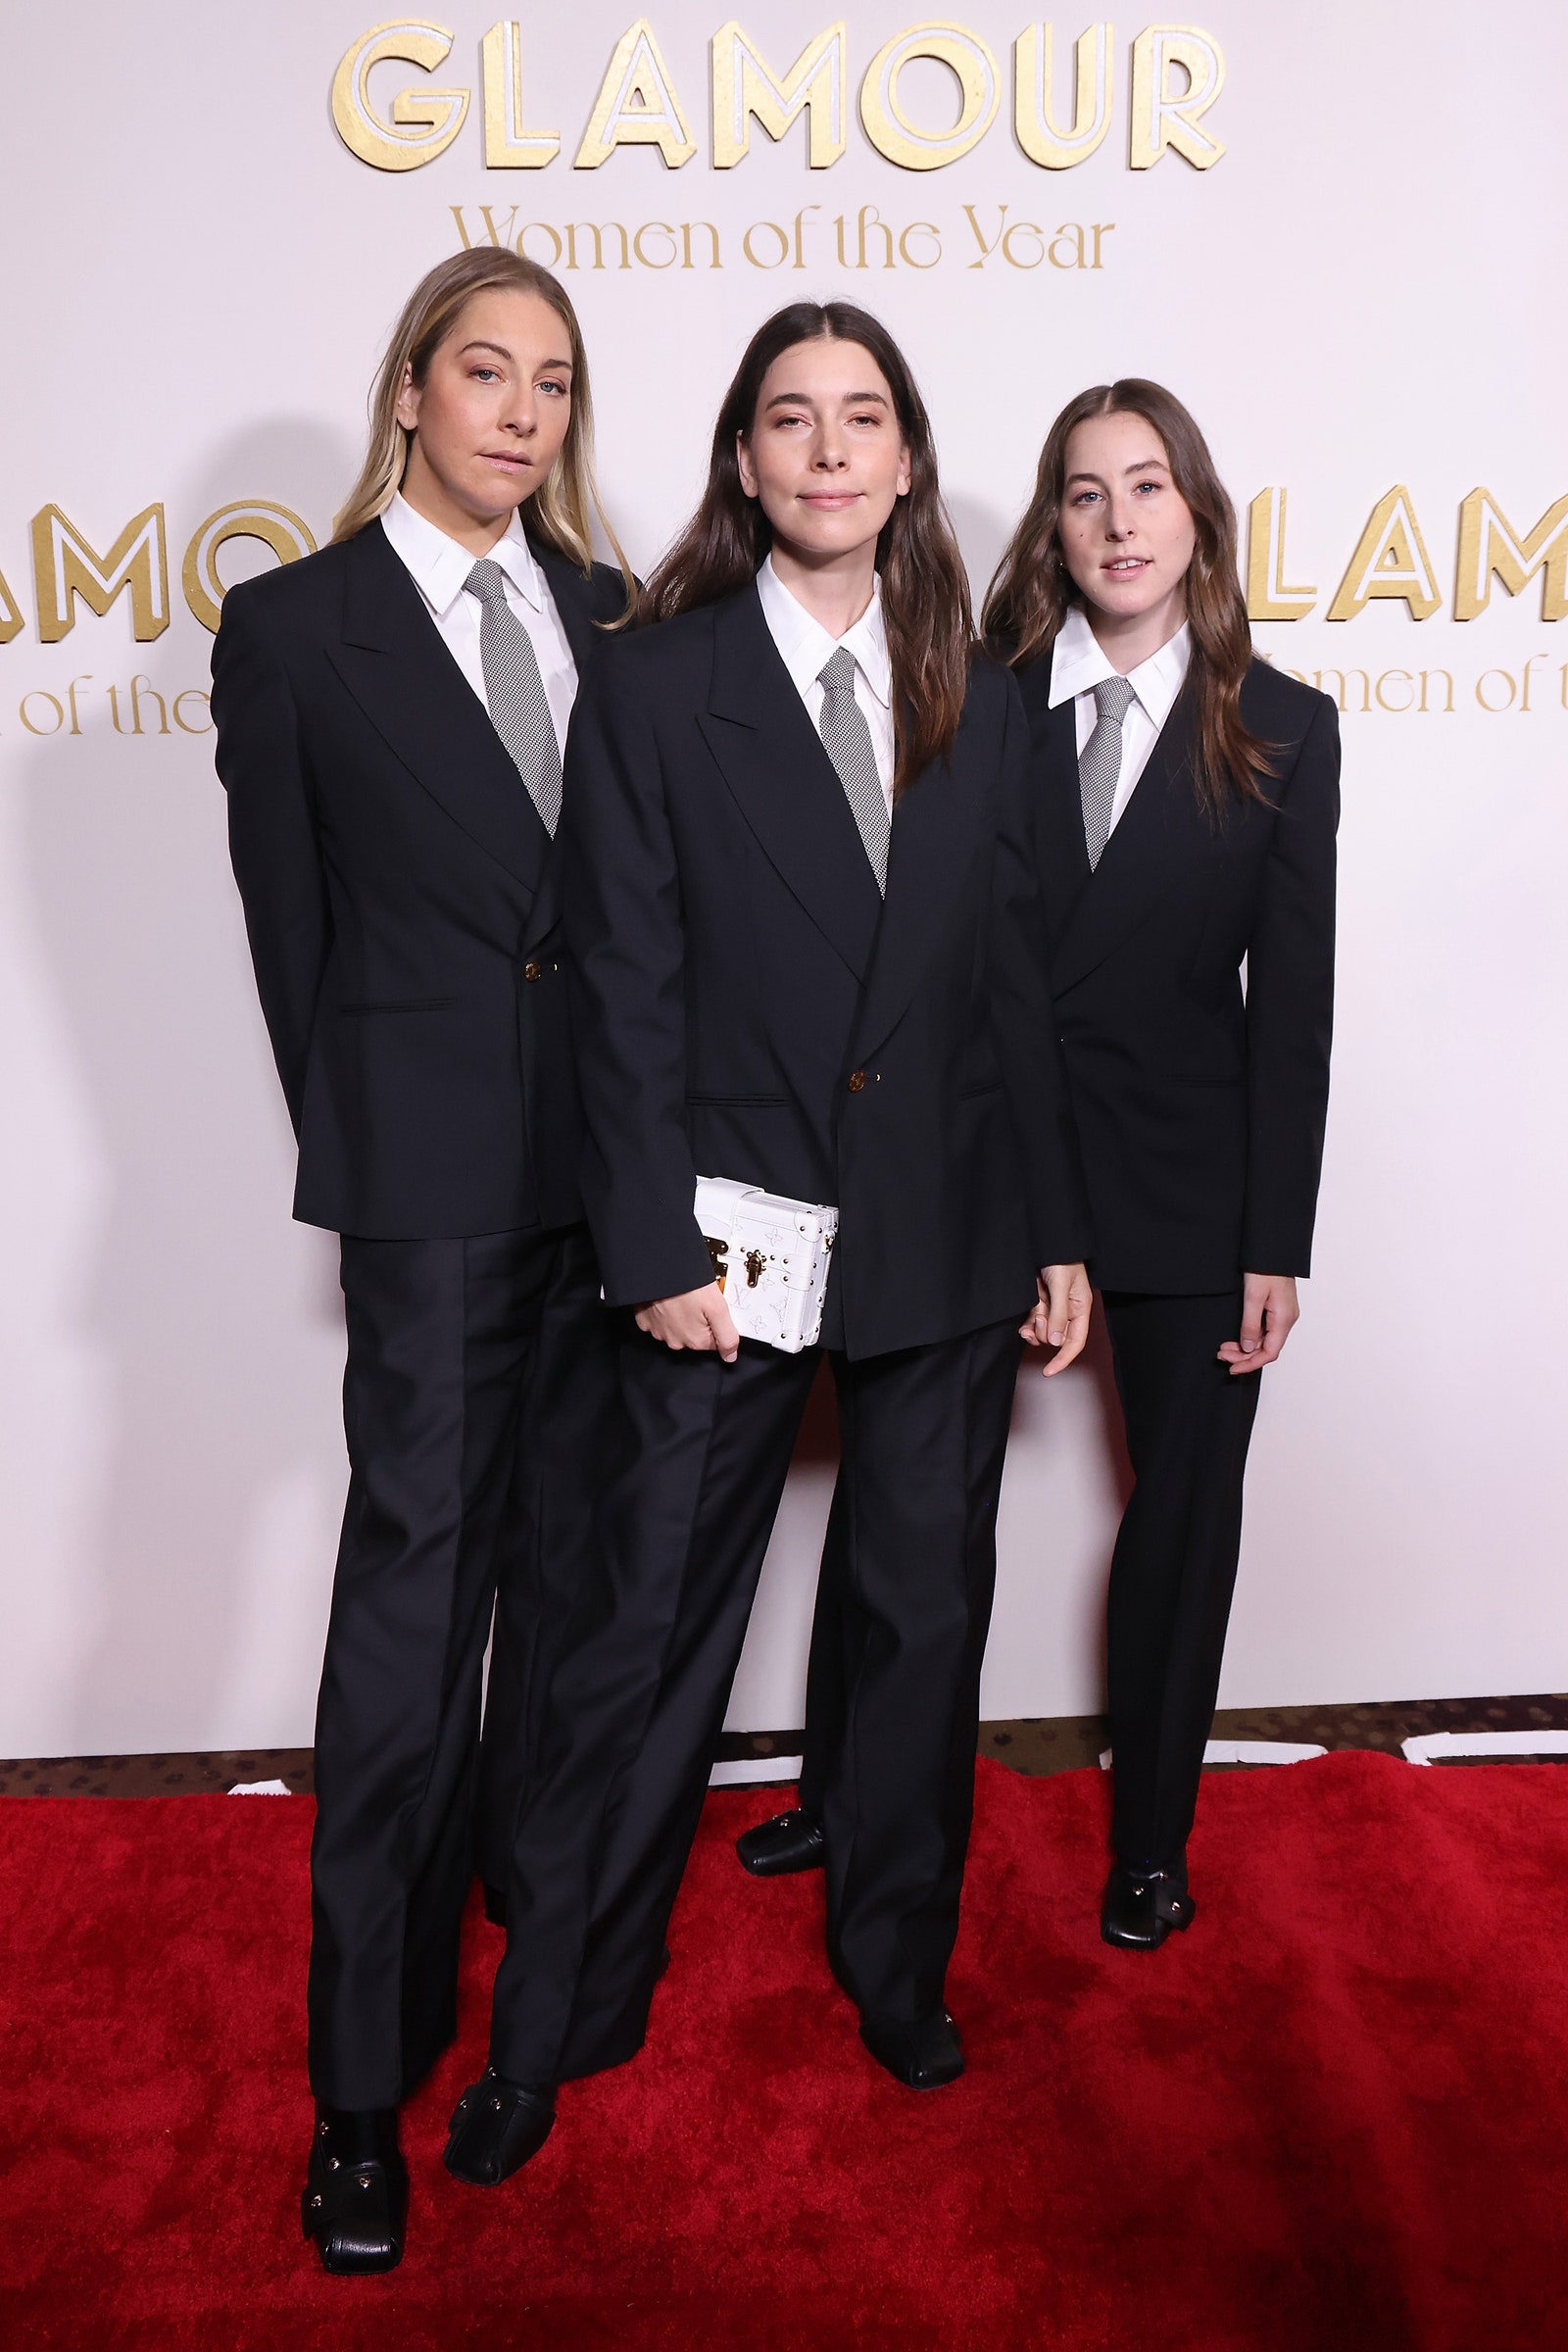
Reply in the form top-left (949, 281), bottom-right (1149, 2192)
top-left (338, 998), bottom-right (458, 1015)
top-left (685, 1092), bottom-right (793, 1107)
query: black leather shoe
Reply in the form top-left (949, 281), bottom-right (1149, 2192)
top-left (444, 2067), bottom-right (556, 2185)
top-left (858, 2007), bottom-right (965, 2090)
top-left (302, 2107), bottom-right (407, 2275)
top-left (1101, 1861), bottom-right (1197, 1951)
top-left (735, 1808), bottom-right (825, 1877)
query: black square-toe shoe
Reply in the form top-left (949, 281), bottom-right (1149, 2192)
top-left (858, 2006), bottom-right (965, 2090)
top-left (444, 2067), bottom-right (557, 2185)
top-left (735, 1808), bottom-right (826, 1877)
top-left (1101, 1861), bottom-right (1197, 1951)
top-left (302, 2106), bottom-right (408, 2276)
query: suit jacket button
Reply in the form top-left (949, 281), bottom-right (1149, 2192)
top-left (848, 1069), bottom-right (865, 1094)
top-left (523, 961), bottom-right (542, 981)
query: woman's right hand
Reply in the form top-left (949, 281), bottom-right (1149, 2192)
top-left (1019, 1262), bottom-right (1093, 1374)
top-left (636, 1284), bottom-right (741, 1362)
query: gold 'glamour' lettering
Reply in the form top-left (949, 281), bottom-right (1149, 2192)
top-left (0, 565), bottom-right (23, 645)
top-left (327, 18), bottom-right (1233, 173)
top-left (330, 19), bottom-right (469, 172)
top-left (1013, 24), bottom-right (1113, 169)
top-left (1453, 488), bottom-right (1568, 622)
top-left (32, 506), bottom-right (170, 644)
top-left (575, 20), bottom-right (697, 170)
top-left (181, 503), bottom-right (318, 634)
top-left (1129, 25), bottom-right (1225, 169)
top-left (860, 23), bottom-right (1001, 171)
top-left (482, 21), bottom-right (559, 168)
top-left (1245, 488), bottom-right (1316, 621)
top-left (711, 22), bottom-right (848, 170)
top-left (1327, 487), bottom-right (1442, 622)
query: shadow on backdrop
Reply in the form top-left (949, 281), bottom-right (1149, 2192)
top-left (21, 421), bottom-right (355, 1752)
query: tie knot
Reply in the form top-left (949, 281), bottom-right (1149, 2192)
top-left (818, 646), bottom-right (858, 696)
top-left (1093, 674), bottom-right (1136, 723)
top-left (465, 558), bottom-right (509, 606)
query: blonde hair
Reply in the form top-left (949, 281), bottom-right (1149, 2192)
top-left (332, 248), bottom-right (632, 597)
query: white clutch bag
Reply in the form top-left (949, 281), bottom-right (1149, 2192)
top-left (694, 1176), bottom-right (839, 1354)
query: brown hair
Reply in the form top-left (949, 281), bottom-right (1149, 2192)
top-left (983, 379), bottom-right (1275, 814)
top-left (642, 302), bottom-right (972, 797)
top-left (331, 247), bottom-right (633, 601)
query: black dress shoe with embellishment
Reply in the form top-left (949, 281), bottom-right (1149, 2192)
top-left (302, 2106), bottom-right (408, 2275)
top-left (858, 2006), bottom-right (965, 2090)
top-left (443, 2067), bottom-right (557, 2185)
top-left (1101, 1860), bottom-right (1197, 1951)
top-left (735, 1808), bottom-right (825, 1877)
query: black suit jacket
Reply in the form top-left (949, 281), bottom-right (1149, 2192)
top-left (562, 584), bottom-right (1089, 1361)
top-left (211, 515), bottom-right (629, 1238)
top-left (1018, 654), bottom-right (1340, 1292)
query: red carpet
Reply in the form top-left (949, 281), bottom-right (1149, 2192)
top-left (2, 1754), bottom-right (1564, 2352)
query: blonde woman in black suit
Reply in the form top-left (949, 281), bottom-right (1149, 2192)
top-left (212, 249), bottom-right (631, 2273)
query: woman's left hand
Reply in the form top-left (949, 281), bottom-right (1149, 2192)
top-left (1217, 1274), bottom-right (1299, 1374)
top-left (1019, 1263), bottom-right (1092, 1374)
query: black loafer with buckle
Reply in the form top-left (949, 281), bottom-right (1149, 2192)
top-left (302, 2106), bottom-right (408, 2276)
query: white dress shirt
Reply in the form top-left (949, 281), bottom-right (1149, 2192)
top-left (379, 492), bottom-right (578, 758)
top-left (755, 555), bottom-right (896, 819)
top-left (1048, 605), bottom-right (1192, 840)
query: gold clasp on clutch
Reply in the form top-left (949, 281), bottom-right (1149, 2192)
top-left (743, 1249), bottom-right (767, 1289)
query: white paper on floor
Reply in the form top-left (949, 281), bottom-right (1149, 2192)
top-left (1401, 1731), bottom-right (1568, 1765)
top-left (1099, 1740), bottom-right (1328, 1770)
top-left (708, 1756), bottom-right (805, 1788)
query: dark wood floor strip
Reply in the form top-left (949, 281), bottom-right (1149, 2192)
top-left (5, 1694), bottom-right (1567, 1797)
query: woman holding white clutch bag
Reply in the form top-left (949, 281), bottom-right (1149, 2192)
top-left (441, 304), bottom-right (1091, 2187)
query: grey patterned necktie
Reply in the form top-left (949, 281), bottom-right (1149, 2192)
top-left (816, 646), bottom-right (890, 895)
top-left (1079, 673), bottom-right (1137, 871)
top-left (465, 558), bottom-right (564, 838)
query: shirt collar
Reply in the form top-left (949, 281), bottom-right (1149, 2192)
top-left (756, 555), bottom-right (892, 710)
top-left (1048, 603), bottom-right (1192, 727)
top-left (382, 492), bottom-right (546, 621)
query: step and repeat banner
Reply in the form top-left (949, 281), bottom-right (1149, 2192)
top-left (2, 4), bottom-right (1564, 1755)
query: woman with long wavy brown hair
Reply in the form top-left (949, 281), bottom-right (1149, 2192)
top-left (985, 379), bottom-right (1341, 1953)
top-left (437, 303), bottom-right (1091, 2186)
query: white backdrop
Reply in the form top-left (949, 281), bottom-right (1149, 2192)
top-left (2, 2), bottom-right (1565, 1757)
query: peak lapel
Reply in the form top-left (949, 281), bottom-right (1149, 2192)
top-left (526, 531), bottom-right (608, 674)
top-left (520, 531), bottom-right (614, 950)
top-left (696, 587), bottom-right (883, 983)
top-left (850, 721), bottom-right (984, 1067)
top-left (1052, 689), bottom-right (1209, 995)
top-left (1017, 668), bottom-right (1091, 944)
top-left (329, 521), bottom-right (548, 896)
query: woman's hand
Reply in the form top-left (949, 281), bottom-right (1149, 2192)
top-left (1019, 1263), bottom-right (1093, 1375)
top-left (636, 1283), bottom-right (741, 1363)
top-left (1217, 1274), bottom-right (1298, 1375)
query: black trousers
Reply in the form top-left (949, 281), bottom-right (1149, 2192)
top-left (307, 1221), bottom-right (613, 2110)
top-left (1101, 1289), bottom-right (1261, 1873)
top-left (488, 1316), bottom-right (1023, 2085)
